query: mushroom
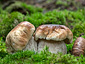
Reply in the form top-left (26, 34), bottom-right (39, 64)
top-left (6, 21), bottom-right (37, 53)
top-left (72, 37), bottom-right (85, 56)
top-left (34, 24), bottom-right (73, 54)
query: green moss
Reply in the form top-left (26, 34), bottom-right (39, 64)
top-left (56, 0), bottom-right (68, 6)
top-left (21, 3), bottom-right (43, 13)
top-left (55, 0), bottom-right (84, 10)
top-left (25, 10), bottom-right (67, 28)
top-left (0, 47), bottom-right (84, 64)
top-left (72, 22), bottom-right (85, 37)
top-left (0, 37), bottom-right (6, 52)
top-left (0, 37), bottom-right (7, 58)
top-left (0, 11), bottom-right (24, 37)
top-left (5, 1), bottom-right (43, 14)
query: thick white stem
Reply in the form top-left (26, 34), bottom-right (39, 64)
top-left (38, 40), bottom-right (67, 54)
top-left (24, 36), bottom-right (37, 52)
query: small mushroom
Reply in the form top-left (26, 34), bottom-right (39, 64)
top-left (6, 21), bottom-right (37, 53)
top-left (34, 24), bottom-right (73, 54)
top-left (72, 37), bottom-right (85, 56)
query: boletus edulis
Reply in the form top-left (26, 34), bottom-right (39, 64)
top-left (34, 24), bottom-right (73, 54)
top-left (72, 37), bottom-right (85, 56)
top-left (6, 21), bottom-right (37, 53)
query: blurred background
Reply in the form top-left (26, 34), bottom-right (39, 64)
top-left (0, 0), bottom-right (85, 11)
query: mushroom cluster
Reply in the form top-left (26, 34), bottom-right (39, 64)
top-left (6, 21), bottom-right (73, 54)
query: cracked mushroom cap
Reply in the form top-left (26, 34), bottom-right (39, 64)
top-left (34, 24), bottom-right (73, 44)
top-left (6, 21), bottom-right (35, 51)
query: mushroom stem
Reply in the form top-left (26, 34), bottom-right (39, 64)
top-left (24, 36), bottom-right (37, 52)
top-left (38, 39), bottom-right (67, 54)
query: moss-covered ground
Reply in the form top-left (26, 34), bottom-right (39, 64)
top-left (0, 1), bottom-right (85, 64)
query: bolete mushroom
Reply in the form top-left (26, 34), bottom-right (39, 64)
top-left (72, 37), bottom-right (85, 56)
top-left (6, 21), bottom-right (37, 53)
top-left (34, 24), bottom-right (73, 54)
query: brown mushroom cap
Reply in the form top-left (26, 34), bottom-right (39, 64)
top-left (11, 21), bottom-right (35, 32)
top-left (34, 24), bottom-right (73, 44)
top-left (72, 37), bottom-right (85, 56)
top-left (6, 21), bottom-right (35, 52)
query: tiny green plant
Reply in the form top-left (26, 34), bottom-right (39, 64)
top-left (0, 37), bottom-right (6, 52)
top-left (0, 37), bottom-right (8, 58)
